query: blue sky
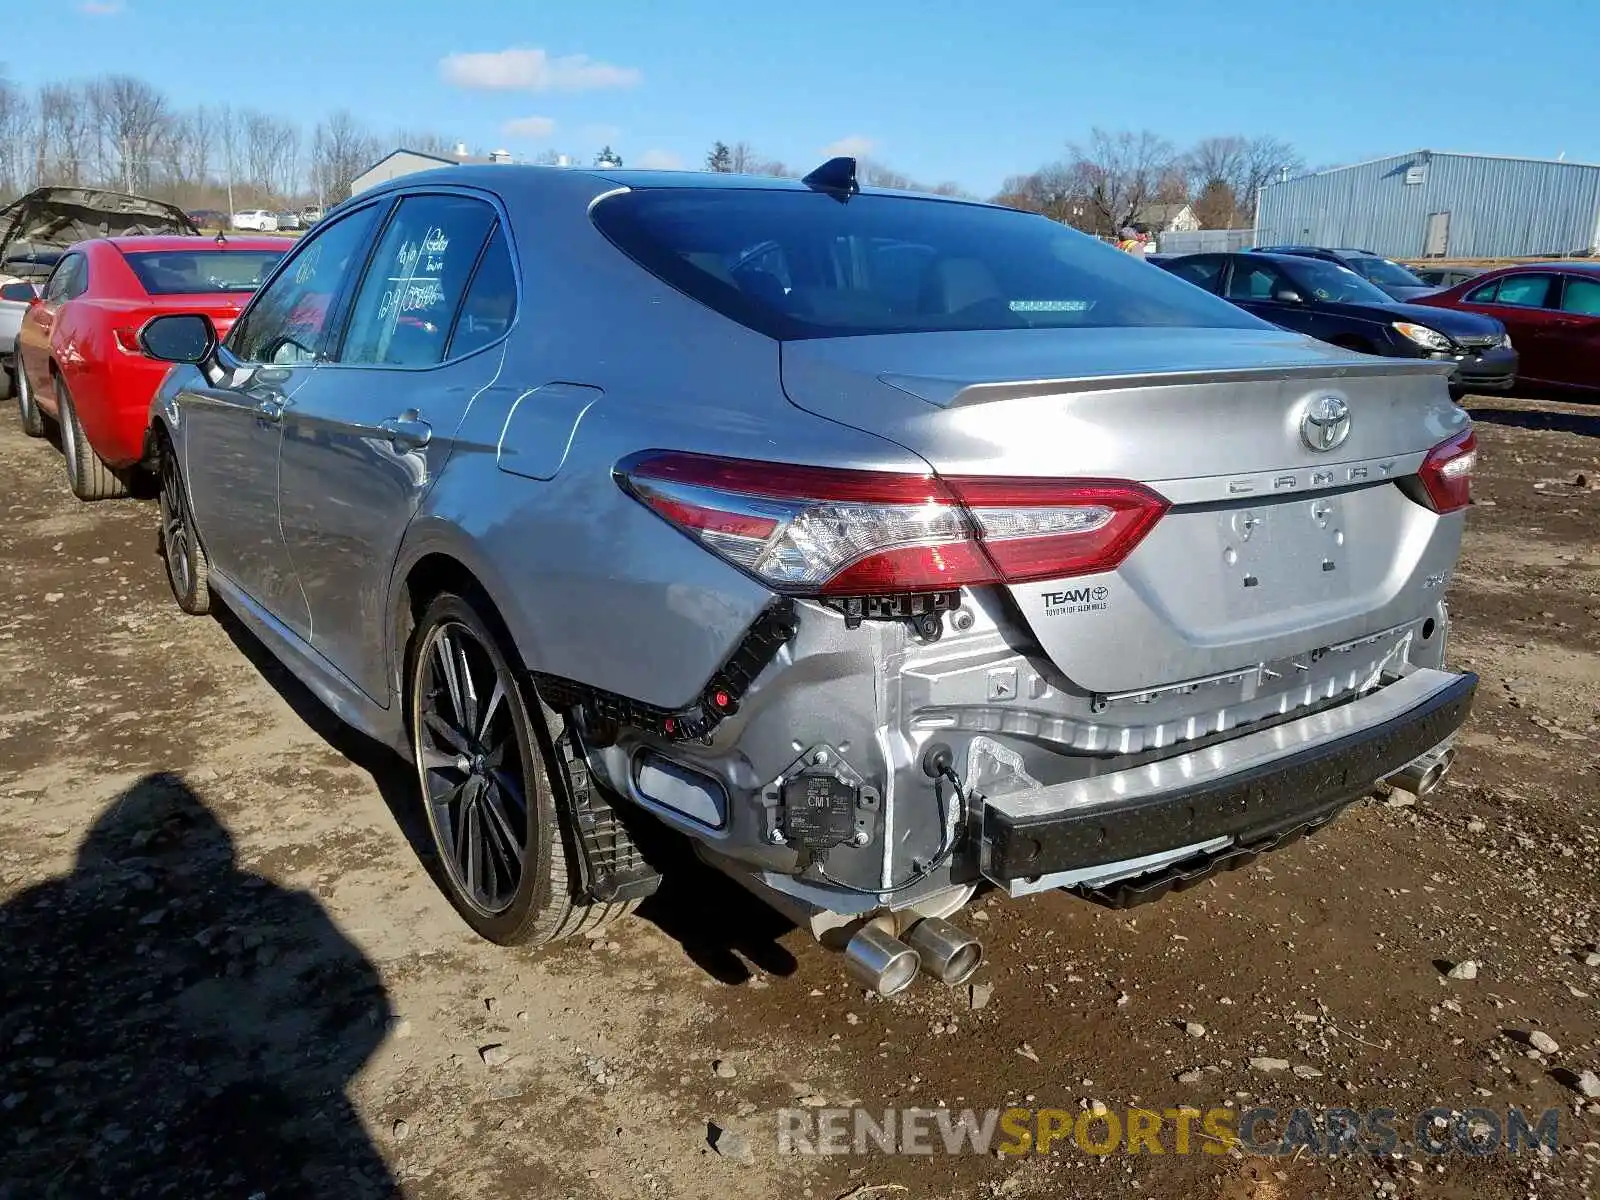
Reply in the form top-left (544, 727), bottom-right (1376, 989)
top-left (14, 0), bottom-right (1600, 195)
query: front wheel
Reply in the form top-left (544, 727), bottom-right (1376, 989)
top-left (158, 441), bottom-right (211, 615)
top-left (406, 591), bottom-right (633, 945)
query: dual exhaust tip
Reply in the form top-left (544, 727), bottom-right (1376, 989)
top-left (1387, 744), bottom-right (1456, 799)
top-left (842, 916), bottom-right (982, 997)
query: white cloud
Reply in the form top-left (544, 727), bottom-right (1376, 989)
top-left (636, 149), bottom-right (682, 170)
top-left (502, 116), bottom-right (557, 140)
top-left (440, 48), bottom-right (641, 93)
top-left (79, 0), bottom-right (124, 13)
top-left (822, 134), bottom-right (876, 159)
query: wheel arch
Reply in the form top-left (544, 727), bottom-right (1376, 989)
top-left (386, 523), bottom-right (545, 711)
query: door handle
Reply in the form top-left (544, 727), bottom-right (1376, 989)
top-left (255, 397), bottom-right (286, 423)
top-left (379, 414), bottom-right (432, 451)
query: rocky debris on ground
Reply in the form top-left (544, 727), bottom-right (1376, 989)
top-left (1445, 960), bottom-right (1479, 981)
top-left (968, 981), bottom-right (993, 1011)
top-left (707, 1120), bottom-right (752, 1164)
top-left (1249, 1057), bottom-right (1291, 1073)
top-left (478, 1044), bottom-right (511, 1068)
top-left (1526, 1030), bottom-right (1560, 1055)
top-left (712, 1059), bottom-right (737, 1079)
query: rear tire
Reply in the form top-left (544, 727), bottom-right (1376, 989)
top-left (15, 363), bottom-right (44, 438)
top-left (57, 376), bottom-right (129, 500)
top-left (158, 439), bottom-right (211, 615)
top-left (406, 589), bottom-right (635, 945)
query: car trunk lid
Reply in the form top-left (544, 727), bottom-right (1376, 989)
top-left (780, 326), bottom-right (1467, 694)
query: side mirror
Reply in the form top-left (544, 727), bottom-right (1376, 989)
top-left (140, 313), bottom-right (217, 364)
top-left (0, 281), bottom-right (37, 302)
top-left (1272, 288), bottom-right (1304, 304)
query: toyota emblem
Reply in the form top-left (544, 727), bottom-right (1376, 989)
top-left (1301, 395), bottom-right (1351, 452)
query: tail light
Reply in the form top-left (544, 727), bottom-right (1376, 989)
top-left (618, 451), bottom-right (1168, 595)
top-left (1417, 428), bottom-right (1477, 513)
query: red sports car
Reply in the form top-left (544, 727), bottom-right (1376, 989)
top-left (1412, 261), bottom-right (1600, 396)
top-left (15, 234), bottom-right (290, 498)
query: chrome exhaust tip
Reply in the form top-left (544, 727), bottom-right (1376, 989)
top-left (904, 916), bottom-right (984, 987)
top-left (842, 924), bottom-right (920, 997)
top-left (1388, 745), bottom-right (1456, 798)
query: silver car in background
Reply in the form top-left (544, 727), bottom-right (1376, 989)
top-left (140, 161), bottom-right (1477, 994)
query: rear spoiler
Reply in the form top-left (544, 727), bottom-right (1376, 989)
top-left (883, 359), bottom-right (1455, 408)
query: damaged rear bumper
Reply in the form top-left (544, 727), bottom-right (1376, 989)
top-left (980, 667), bottom-right (1476, 884)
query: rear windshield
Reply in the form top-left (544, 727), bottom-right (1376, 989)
top-left (1280, 257), bottom-right (1394, 306)
top-left (124, 249), bottom-right (285, 295)
top-left (1348, 255), bottom-right (1427, 290)
top-left (592, 189), bottom-right (1265, 339)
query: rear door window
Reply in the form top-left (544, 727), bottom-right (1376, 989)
top-left (1225, 260), bottom-right (1292, 301)
top-left (446, 224), bottom-right (518, 359)
top-left (338, 193), bottom-right (499, 367)
top-left (1489, 274), bottom-right (1554, 308)
top-left (591, 188), bottom-right (1263, 339)
top-left (1464, 279), bottom-right (1499, 304)
top-left (1559, 276), bottom-right (1600, 316)
top-left (1165, 256), bottom-right (1224, 292)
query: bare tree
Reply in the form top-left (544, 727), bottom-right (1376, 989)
top-left (87, 75), bottom-right (170, 193)
top-left (728, 141), bottom-right (759, 174)
top-left (0, 72), bottom-right (33, 199)
top-left (1237, 135), bottom-right (1303, 217)
top-left (1186, 134), bottom-right (1302, 226)
top-left (38, 83), bottom-right (93, 187)
top-left (242, 111), bottom-right (298, 200)
top-left (1064, 128), bottom-right (1177, 236)
top-left (309, 110), bottom-right (379, 202)
top-left (992, 162), bottom-right (1092, 227)
top-left (394, 129), bottom-right (460, 158)
top-left (174, 106), bottom-right (213, 191)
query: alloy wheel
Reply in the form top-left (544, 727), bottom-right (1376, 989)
top-left (160, 455), bottom-right (192, 598)
top-left (413, 620), bottom-right (530, 917)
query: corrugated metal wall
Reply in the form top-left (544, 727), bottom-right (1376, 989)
top-left (1159, 228), bottom-right (1256, 255)
top-left (1255, 151), bottom-right (1600, 259)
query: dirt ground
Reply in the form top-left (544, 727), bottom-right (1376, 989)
top-left (0, 394), bottom-right (1597, 1200)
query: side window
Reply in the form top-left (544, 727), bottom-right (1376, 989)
top-left (65, 256), bottom-right (89, 298)
top-left (1464, 279), bottom-right (1499, 304)
top-left (45, 254), bottom-right (83, 302)
top-left (1489, 274), bottom-right (1553, 309)
top-left (228, 205), bottom-right (380, 364)
top-left (1226, 261), bottom-right (1288, 301)
top-left (339, 194), bottom-right (498, 367)
top-left (1559, 276), bottom-right (1600, 316)
top-left (1168, 257), bottom-right (1222, 292)
top-left (447, 225), bottom-right (518, 359)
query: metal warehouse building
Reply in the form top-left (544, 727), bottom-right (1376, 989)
top-left (1255, 150), bottom-right (1600, 260)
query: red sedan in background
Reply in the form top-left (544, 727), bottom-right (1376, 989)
top-left (15, 234), bottom-right (290, 498)
top-left (1413, 261), bottom-right (1600, 396)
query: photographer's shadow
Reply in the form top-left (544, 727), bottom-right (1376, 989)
top-left (0, 773), bottom-right (399, 1199)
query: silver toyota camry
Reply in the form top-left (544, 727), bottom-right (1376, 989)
top-left (139, 159), bottom-right (1477, 994)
